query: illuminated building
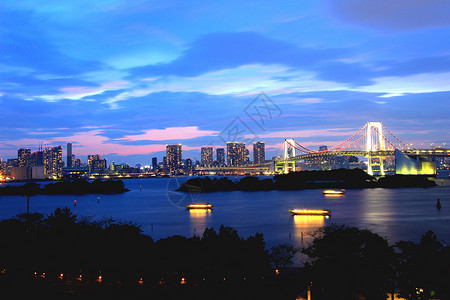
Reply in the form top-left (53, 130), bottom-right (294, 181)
top-left (227, 142), bottom-right (246, 166)
top-left (44, 146), bottom-right (63, 178)
top-left (18, 148), bottom-right (31, 167)
top-left (87, 154), bottom-right (101, 172)
top-left (395, 149), bottom-right (436, 175)
top-left (318, 145), bottom-right (328, 152)
top-left (166, 144), bottom-right (182, 173)
top-left (7, 158), bottom-right (18, 167)
top-left (73, 158), bottom-right (81, 167)
top-left (185, 158), bottom-right (193, 172)
top-left (216, 148), bottom-right (225, 166)
top-left (201, 147), bottom-right (213, 166)
top-left (67, 142), bottom-right (73, 167)
top-left (91, 158), bottom-right (107, 174)
top-left (87, 154), bottom-right (107, 174)
top-left (253, 142), bottom-right (265, 165)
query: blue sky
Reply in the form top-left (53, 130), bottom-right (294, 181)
top-left (1, 0), bottom-right (449, 165)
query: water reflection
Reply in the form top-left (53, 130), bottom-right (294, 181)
top-left (291, 215), bottom-right (326, 265)
top-left (360, 189), bottom-right (395, 223)
top-left (188, 209), bottom-right (211, 237)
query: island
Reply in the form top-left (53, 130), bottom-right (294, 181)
top-left (0, 178), bottom-right (129, 195)
top-left (176, 169), bottom-right (437, 192)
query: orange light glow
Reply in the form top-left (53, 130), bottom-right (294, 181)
top-left (185, 204), bottom-right (213, 209)
top-left (289, 209), bottom-right (331, 216)
top-left (323, 189), bottom-right (345, 195)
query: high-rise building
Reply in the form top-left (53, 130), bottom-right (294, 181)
top-left (185, 158), bottom-right (193, 172)
top-left (319, 145), bottom-right (328, 152)
top-left (253, 142), bottom-right (265, 165)
top-left (152, 157), bottom-right (157, 171)
top-left (67, 142), bottom-right (73, 167)
top-left (73, 158), bottom-right (82, 167)
top-left (44, 146), bottom-right (63, 178)
top-left (91, 158), bottom-right (107, 174)
top-left (216, 148), bottom-right (225, 166)
top-left (31, 150), bottom-right (44, 166)
top-left (163, 156), bottom-right (168, 173)
top-left (87, 154), bottom-right (101, 172)
top-left (18, 148), bottom-right (31, 167)
top-left (166, 144), bottom-right (182, 173)
top-left (227, 142), bottom-right (246, 166)
top-left (201, 147), bottom-right (213, 166)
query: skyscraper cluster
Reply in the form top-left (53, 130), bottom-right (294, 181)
top-left (11, 144), bottom-right (63, 179)
top-left (2, 141), bottom-right (267, 179)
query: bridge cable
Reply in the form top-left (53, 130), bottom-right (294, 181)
top-left (371, 126), bottom-right (397, 150)
top-left (328, 123), bottom-right (368, 151)
top-left (381, 124), bottom-right (410, 149)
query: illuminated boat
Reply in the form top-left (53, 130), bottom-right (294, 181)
top-left (288, 209), bottom-right (331, 216)
top-left (323, 189), bottom-right (345, 195)
top-left (185, 204), bottom-right (213, 210)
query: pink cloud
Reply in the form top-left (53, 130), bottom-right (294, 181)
top-left (59, 86), bottom-right (97, 95)
top-left (118, 126), bottom-right (219, 141)
top-left (1, 127), bottom-right (219, 159)
top-left (53, 80), bottom-right (130, 100)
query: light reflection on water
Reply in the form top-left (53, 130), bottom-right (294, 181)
top-left (188, 208), bottom-right (211, 237)
top-left (290, 215), bottom-right (326, 263)
top-left (0, 172), bottom-right (449, 266)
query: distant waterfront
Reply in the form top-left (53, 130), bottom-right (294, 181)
top-left (0, 171), bottom-right (449, 265)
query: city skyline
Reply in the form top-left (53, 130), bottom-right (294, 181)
top-left (1, 1), bottom-right (450, 165)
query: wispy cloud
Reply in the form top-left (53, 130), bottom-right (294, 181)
top-left (118, 126), bottom-right (219, 141)
top-left (328, 0), bottom-right (450, 31)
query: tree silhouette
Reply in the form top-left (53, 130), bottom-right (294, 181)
top-left (395, 230), bottom-right (450, 299)
top-left (20, 182), bottom-right (39, 215)
top-left (270, 243), bottom-right (297, 268)
top-left (302, 224), bottom-right (396, 300)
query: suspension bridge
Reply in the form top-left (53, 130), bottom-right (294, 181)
top-left (274, 122), bottom-right (449, 175)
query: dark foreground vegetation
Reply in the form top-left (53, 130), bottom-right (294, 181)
top-left (177, 169), bottom-right (437, 192)
top-left (0, 179), bottom-right (129, 196)
top-left (1, 209), bottom-right (449, 299)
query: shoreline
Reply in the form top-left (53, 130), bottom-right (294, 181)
top-left (176, 169), bottom-right (438, 193)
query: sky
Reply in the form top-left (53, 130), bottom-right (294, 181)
top-left (1, 0), bottom-right (449, 165)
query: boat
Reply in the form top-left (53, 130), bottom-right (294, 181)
top-left (288, 209), bottom-right (331, 216)
top-left (185, 204), bottom-right (213, 210)
top-left (323, 189), bottom-right (345, 195)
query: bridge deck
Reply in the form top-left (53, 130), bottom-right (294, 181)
top-left (277, 149), bottom-right (450, 162)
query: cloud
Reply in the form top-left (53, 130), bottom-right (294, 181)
top-left (0, 9), bottom-right (108, 76)
top-left (356, 72), bottom-right (450, 94)
top-left (106, 64), bottom-right (346, 105)
top-left (0, 73), bottom-right (101, 99)
top-left (118, 126), bottom-right (219, 141)
top-left (328, 0), bottom-right (450, 31)
top-left (378, 55), bottom-right (450, 77)
top-left (129, 31), bottom-right (346, 78)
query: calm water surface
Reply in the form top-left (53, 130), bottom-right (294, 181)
top-left (1, 171), bottom-right (449, 265)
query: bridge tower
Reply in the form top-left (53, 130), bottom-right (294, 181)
top-left (278, 139), bottom-right (296, 173)
top-left (366, 122), bottom-right (386, 176)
